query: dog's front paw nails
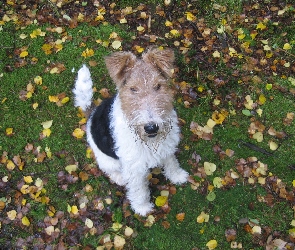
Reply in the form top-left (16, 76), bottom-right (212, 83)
top-left (169, 169), bottom-right (189, 184)
top-left (133, 202), bottom-right (154, 216)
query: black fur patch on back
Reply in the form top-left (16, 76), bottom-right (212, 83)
top-left (90, 96), bottom-right (118, 159)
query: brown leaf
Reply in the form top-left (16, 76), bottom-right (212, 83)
top-left (176, 212), bottom-right (185, 222)
top-left (161, 221), bottom-right (171, 229)
top-left (225, 228), bottom-right (237, 242)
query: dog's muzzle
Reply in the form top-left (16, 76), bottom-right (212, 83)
top-left (144, 123), bottom-right (159, 138)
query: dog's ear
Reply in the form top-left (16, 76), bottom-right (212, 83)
top-left (142, 48), bottom-right (175, 78)
top-left (104, 52), bottom-right (136, 87)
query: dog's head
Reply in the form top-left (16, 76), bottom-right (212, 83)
top-left (104, 48), bottom-right (176, 141)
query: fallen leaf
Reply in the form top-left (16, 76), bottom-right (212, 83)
top-left (85, 218), bottom-right (93, 228)
top-left (124, 227), bottom-right (134, 237)
top-left (206, 239), bottom-right (218, 249)
top-left (176, 213), bottom-right (185, 222)
top-left (113, 235), bottom-right (126, 250)
top-left (22, 216), bottom-right (30, 226)
top-left (155, 196), bottom-right (168, 207)
top-left (7, 210), bottom-right (17, 220)
top-left (72, 128), bottom-right (85, 139)
top-left (204, 162), bottom-right (216, 175)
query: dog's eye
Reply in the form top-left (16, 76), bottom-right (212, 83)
top-left (154, 84), bottom-right (161, 91)
top-left (130, 87), bottom-right (138, 93)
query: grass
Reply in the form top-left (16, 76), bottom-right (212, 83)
top-left (1, 0), bottom-right (295, 249)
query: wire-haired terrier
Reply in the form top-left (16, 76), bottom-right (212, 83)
top-left (73, 47), bottom-right (188, 216)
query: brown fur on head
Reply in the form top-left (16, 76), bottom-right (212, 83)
top-left (104, 48), bottom-right (175, 140)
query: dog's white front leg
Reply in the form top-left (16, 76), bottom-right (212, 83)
top-left (163, 155), bottom-right (189, 184)
top-left (122, 165), bottom-right (153, 216)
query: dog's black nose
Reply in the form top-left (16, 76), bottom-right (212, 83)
top-left (144, 123), bottom-right (159, 137)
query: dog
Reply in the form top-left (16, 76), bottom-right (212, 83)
top-left (73, 47), bottom-right (188, 216)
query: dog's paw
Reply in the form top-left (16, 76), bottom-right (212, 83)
top-left (133, 202), bottom-right (154, 216)
top-left (167, 168), bottom-right (189, 184)
top-left (109, 172), bottom-right (126, 186)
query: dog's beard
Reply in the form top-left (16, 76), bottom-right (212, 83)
top-left (129, 120), bottom-right (172, 152)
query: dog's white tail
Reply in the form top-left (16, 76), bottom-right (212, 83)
top-left (73, 65), bottom-right (93, 112)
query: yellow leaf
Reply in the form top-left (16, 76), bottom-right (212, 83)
top-left (197, 211), bottom-right (209, 223)
top-left (111, 40), bottom-right (122, 49)
top-left (269, 141), bottom-right (278, 151)
top-left (24, 176), bottom-right (33, 184)
top-left (263, 44), bottom-right (271, 51)
top-left (6, 160), bottom-right (15, 170)
top-left (35, 178), bottom-right (43, 188)
top-left (238, 33), bottom-right (246, 40)
top-left (61, 96), bottom-right (69, 104)
top-left (86, 147), bottom-right (92, 158)
top-left (253, 132), bottom-right (263, 142)
top-left (206, 239), bottom-right (218, 250)
top-left (144, 215), bottom-right (155, 227)
top-left (293, 180), bottom-right (295, 187)
top-left (155, 196), bottom-right (168, 207)
top-left (50, 67), bottom-right (59, 74)
top-left (137, 25), bottom-right (145, 32)
top-left (258, 94), bottom-right (266, 104)
top-left (212, 50), bottom-right (220, 58)
top-left (42, 128), bottom-right (51, 137)
top-left (212, 111), bottom-right (226, 124)
top-left (22, 216), bottom-right (30, 226)
top-left (256, 22), bottom-right (266, 30)
top-left (71, 205), bottom-right (79, 214)
top-left (250, 30), bottom-right (258, 39)
top-left (120, 18), bottom-right (127, 24)
top-left (72, 128), bottom-right (85, 139)
top-left (6, 127), bottom-right (13, 135)
top-left (22, 198), bottom-right (26, 206)
top-left (165, 20), bottom-right (173, 27)
top-left (256, 108), bottom-right (263, 117)
top-left (186, 12), bottom-right (196, 21)
top-left (49, 95), bottom-right (59, 102)
top-left (135, 46), bottom-right (144, 53)
top-left (213, 177), bottom-right (223, 188)
top-left (112, 222), bottom-right (123, 231)
top-left (55, 27), bottom-right (63, 33)
top-left (65, 164), bottom-right (78, 173)
top-left (33, 75), bottom-right (42, 85)
top-left (7, 210), bottom-right (17, 220)
top-left (283, 43), bottom-right (291, 50)
top-left (42, 43), bottom-right (53, 55)
top-left (266, 83), bottom-right (273, 90)
top-left (252, 225), bottom-right (261, 234)
top-left (204, 162), bottom-right (216, 175)
top-left (81, 48), bottom-right (94, 58)
top-left (32, 102), bottom-right (39, 109)
top-left (41, 120), bottom-right (53, 129)
top-left (170, 29), bottom-right (180, 37)
top-left (229, 47), bottom-right (237, 57)
top-left (19, 33), bottom-right (27, 39)
top-left (20, 51), bottom-right (28, 58)
top-left (55, 43), bottom-right (63, 52)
